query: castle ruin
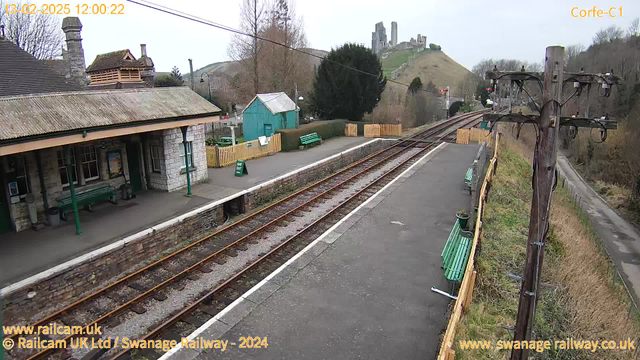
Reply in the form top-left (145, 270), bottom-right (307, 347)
top-left (370, 21), bottom-right (427, 56)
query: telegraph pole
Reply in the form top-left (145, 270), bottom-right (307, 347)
top-left (188, 58), bottom-right (195, 91)
top-left (484, 46), bottom-right (619, 360)
top-left (510, 46), bottom-right (564, 360)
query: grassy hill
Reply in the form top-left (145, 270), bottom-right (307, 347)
top-left (383, 49), bottom-right (471, 91)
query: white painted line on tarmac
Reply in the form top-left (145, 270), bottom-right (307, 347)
top-left (159, 141), bottom-right (447, 360)
top-left (2, 139), bottom-right (390, 297)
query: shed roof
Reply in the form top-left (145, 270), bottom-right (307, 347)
top-left (86, 50), bottom-right (144, 73)
top-left (0, 87), bottom-right (221, 142)
top-left (0, 38), bottom-right (84, 97)
top-left (245, 92), bottom-right (297, 115)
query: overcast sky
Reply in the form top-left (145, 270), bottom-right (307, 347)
top-left (39, 0), bottom-right (640, 73)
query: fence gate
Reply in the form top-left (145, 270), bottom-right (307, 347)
top-left (345, 123), bottom-right (357, 137)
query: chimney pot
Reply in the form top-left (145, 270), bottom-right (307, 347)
top-left (140, 44), bottom-right (147, 57)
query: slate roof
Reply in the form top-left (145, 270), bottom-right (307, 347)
top-left (86, 50), bottom-right (144, 73)
top-left (245, 92), bottom-right (297, 115)
top-left (0, 37), bottom-right (83, 97)
top-left (0, 87), bottom-right (221, 142)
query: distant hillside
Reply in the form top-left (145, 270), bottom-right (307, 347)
top-left (171, 48), bottom-right (328, 84)
top-left (383, 49), bottom-right (471, 91)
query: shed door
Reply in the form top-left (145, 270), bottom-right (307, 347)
top-left (264, 124), bottom-right (273, 137)
top-left (0, 169), bottom-right (12, 233)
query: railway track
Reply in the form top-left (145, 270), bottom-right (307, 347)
top-left (5, 110), bottom-right (486, 360)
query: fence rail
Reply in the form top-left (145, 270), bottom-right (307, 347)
top-left (437, 133), bottom-right (500, 360)
top-left (206, 133), bottom-right (281, 168)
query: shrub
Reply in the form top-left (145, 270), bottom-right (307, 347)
top-left (278, 121), bottom-right (346, 151)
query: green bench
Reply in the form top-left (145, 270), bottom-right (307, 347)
top-left (56, 183), bottom-right (117, 220)
top-left (300, 132), bottom-right (322, 146)
top-left (441, 220), bottom-right (473, 283)
top-left (464, 167), bottom-right (473, 194)
top-left (218, 137), bottom-right (235, 147)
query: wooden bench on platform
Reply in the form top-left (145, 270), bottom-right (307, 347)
top-left (441, 220), bottom-right (473, 289)
top-left (56, 183), bottom-right (117, 220)
top-left (300, 133), bottom-right (322, 147)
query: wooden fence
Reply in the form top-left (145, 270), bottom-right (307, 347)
top-left (364, 124), bottom-right (381, 138)
top-left (456, 128), bottom-right (492, 146)
top-left (437, 133), bottom-right (500, 360)
top-left (456, 129), bottom-right (470, 144)
top-left (206, 133), bottom-right (281, 168)
top-left (345, 123), bottom-right (357, 137)
top-left (364, 124), bottom-right (402, 138)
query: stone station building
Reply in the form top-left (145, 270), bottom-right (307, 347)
top-left (0, 87), bottom-right (220, 234)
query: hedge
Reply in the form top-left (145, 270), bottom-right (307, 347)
top-left (277, 120), bottom-right (346, 151)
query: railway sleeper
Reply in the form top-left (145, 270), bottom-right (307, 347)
top-left (181, 315), bottom-right (207, 328)
top-left (152, 291), bottom-right (168, 301)
top-left (130, 303), bottom-right (147, 314)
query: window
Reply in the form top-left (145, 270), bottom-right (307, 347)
top-left (179, 142), bottom-right (193, 169)
top-left (57, 149), bottom-right (78, 187)
top-left (150, 145), bottom-right (162, 173)
top-left (81, 145), bottom-right (100, 181)
top-left (7, 156), bottom-right (30, 198)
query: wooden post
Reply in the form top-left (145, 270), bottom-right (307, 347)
top-left (510, 46), bottom-right (564, 360)
top-left (463, 270), bottom-right (477, 311)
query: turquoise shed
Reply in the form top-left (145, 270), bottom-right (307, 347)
top-left (242, 92), bottom-right (298, 141)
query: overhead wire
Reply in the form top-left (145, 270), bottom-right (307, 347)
top-left (126, 0), bottom-right (430, 93)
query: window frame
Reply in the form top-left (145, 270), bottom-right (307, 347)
top-left (150, 144), bottom-right (162, 173)
top-left (80, 145), bottom-right (100, 182)
top-left (57, 149), bottom-right (78, 187)
top-left (179, 142), bottom-right (193, 170)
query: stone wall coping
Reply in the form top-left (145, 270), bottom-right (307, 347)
top-left (1, 138), bottom-right (392, 297)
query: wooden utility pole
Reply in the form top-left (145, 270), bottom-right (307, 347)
top-left (509, 46), bottom-right (564, 360)
top-left (484, 47), bottom-right (619, 360)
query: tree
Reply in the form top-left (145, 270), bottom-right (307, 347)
top-left (260, 0), bottom-right (310, 96)
top-left (429, 43), bottom-right (441, 51)
top-left (0, 0), bottom-right (64, 59)
top-left (593, 25), bottom-right (624, 44)
top-left (425, 80), bottom-right (438, 94)
top-left (408, 77), bottom-right (423, 94)
top-left (228, 0), bottom-right (266, 99)
top-left (312, 43), bottom-right (386, 121)
top-left (155, 74), bottom-right (183, 87)
top-left (628, 18), bottom-right (639, 37)
top-left (170, 66), bottom-right (183, 82)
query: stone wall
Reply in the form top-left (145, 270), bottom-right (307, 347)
top-left (163, 125), bottom-right (208, 192)
top-left (2, 202), bottom-right (224, 324)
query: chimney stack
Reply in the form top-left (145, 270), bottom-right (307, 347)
top-left (139, 44), bottom-right (155, 87)
top-left (61, 17), bottom-right (87, 86)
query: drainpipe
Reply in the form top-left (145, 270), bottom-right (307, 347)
top-left (180, 126), bottom-right (192, 196)
top-left (64, 145), bottom-right (82, 235)
top-left (35, 150), bottom-right (49, 211)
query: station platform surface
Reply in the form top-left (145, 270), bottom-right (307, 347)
top-left (170, 143), bottom-right (481, 360)
top-left (0, 137), bottom-right (372, 288)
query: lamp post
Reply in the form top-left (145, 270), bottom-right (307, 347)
top-left (200, 73), bottom-right (211, 102)
top-left (294, 83), bottom-right (304, 128)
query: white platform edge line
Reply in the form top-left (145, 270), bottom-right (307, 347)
top-left (1, 139), bottom-right (388, 297)
top-left (158, 141), bottom-right (446, 359)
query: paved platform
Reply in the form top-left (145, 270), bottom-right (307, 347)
top-left (168, 143), bottom-right (481, 360)
top-left (0, 137), bottom-right (373, 288)
top-left (557, 155), bottom-right (640, 307)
